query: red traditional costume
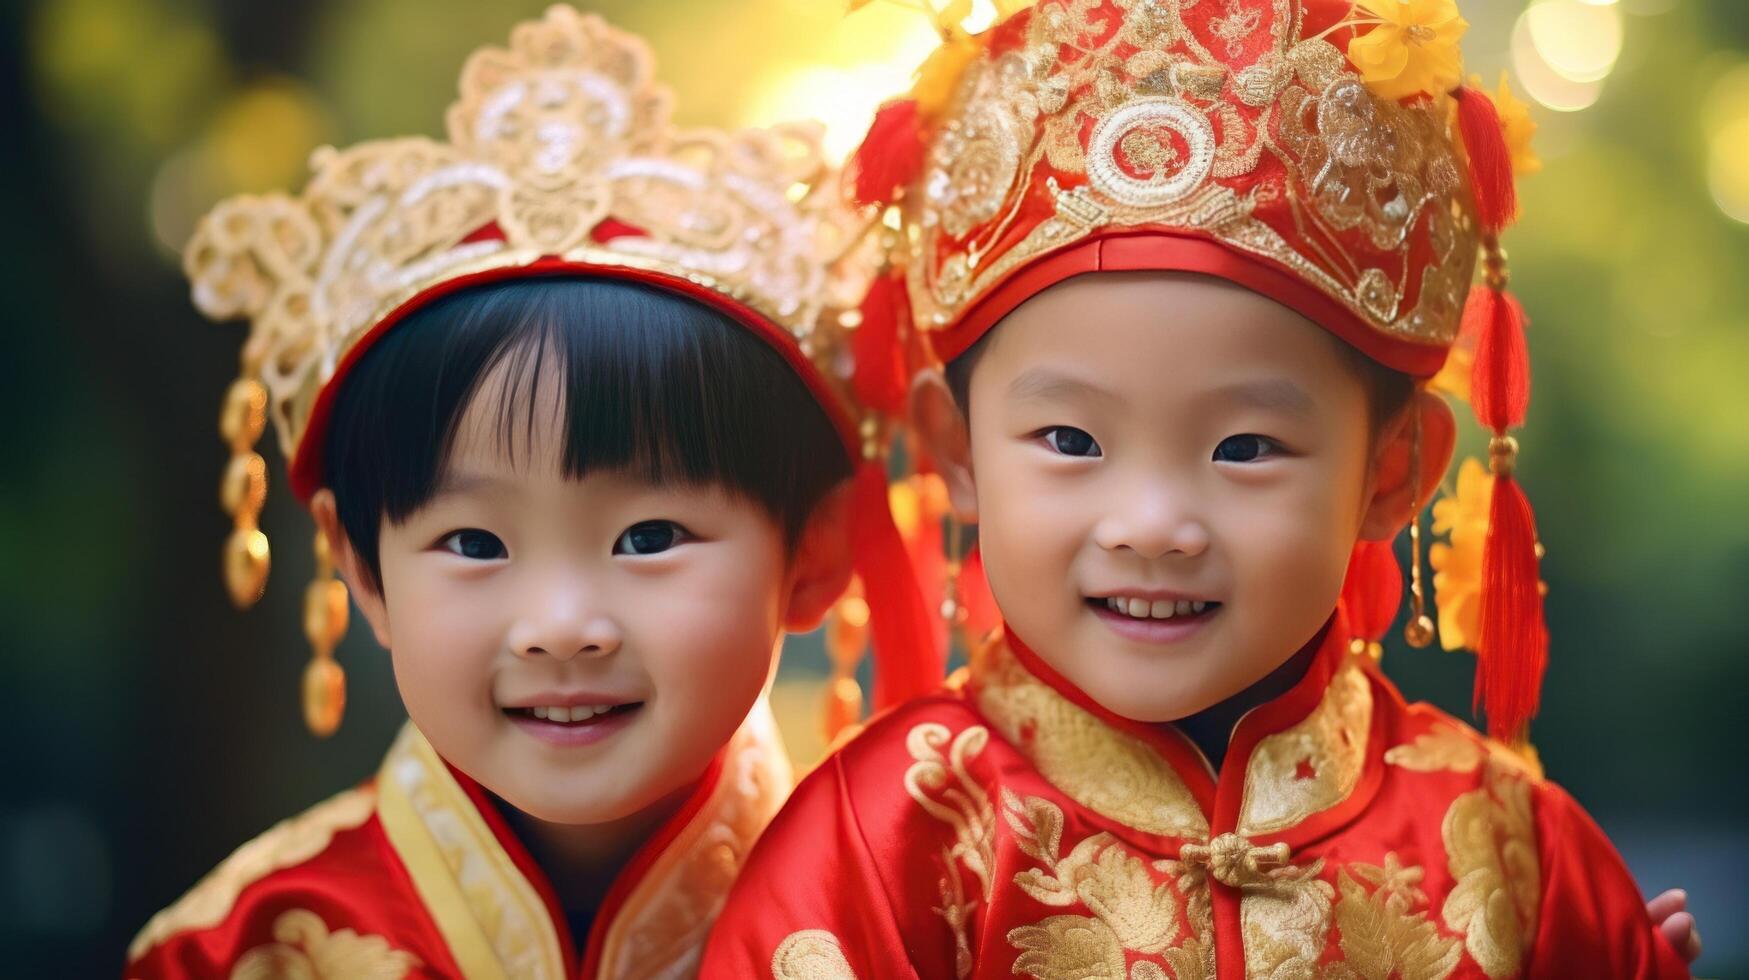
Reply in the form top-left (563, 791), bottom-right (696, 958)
top-left (703, 0), bottom-right (1689, 976)
top-left (130, 7), bottom-right (938, 977)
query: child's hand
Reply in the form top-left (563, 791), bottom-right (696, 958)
top-left (1647, 888), bottom-right (1701, 964)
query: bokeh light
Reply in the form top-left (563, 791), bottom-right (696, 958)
top-left (1705, 63), bottom-right (1749, 224)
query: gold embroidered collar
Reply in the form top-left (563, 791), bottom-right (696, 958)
top-left (968, 624), bottom-right (1376, 844)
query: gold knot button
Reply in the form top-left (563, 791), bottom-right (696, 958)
top-left (1179, 833), bottom-right (1292, 888)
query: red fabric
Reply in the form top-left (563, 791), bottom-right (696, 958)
top-left (128, 744), bottom-right (737, 979)
top-left (125, 798), bottom-right (466, 978)
top-left (927, 231), bottom-right (1451, 377)
top-left (958, 544), bottom-right (1001, 639)
top-left (704, 620), bottom-right (1687, 978)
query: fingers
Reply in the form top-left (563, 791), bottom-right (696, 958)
top-left (1659, 910), bottom-right (1701, 964)
top-left (1645, 887), bottom-right (1687, 923)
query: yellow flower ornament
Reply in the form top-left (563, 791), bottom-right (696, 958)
top-left (1346, 0), bottom-right (1469, 102)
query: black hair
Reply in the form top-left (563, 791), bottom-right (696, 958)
top-left (324, 277), bottom-right (852, 591)
top-left (944, 320), bottom-right (1417, 432)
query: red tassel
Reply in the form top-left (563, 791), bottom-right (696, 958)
top-left (1475, 473), bottom-right (1549, 741)
top-left (1339, 540), bottom-right (1403, 644)
top-left (849, 100), bottom-right (926, 209)
top-left (1454, 86), bottom-right (1519, 236)
top-left (1463, 285), bottom-right (1531, 433)
top-left (959, 544), bottom-right (1001, 639)
top-left (850, 271), bottom-right (910, 416)
top-left (849, 460), bottom-right (945, 710)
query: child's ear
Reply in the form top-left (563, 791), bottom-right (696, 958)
top-left (782, 480), bottom-right (855, 632)
top-left (309, 489), bottom-right (392, 648)
top-left (1358, 390), bottom-right (1457, 541)
top-left (909, 367), bottom-right (978, 523)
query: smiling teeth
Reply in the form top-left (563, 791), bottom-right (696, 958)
top-left (1105, 597), bottom-right (1208, 620)
top-left (530, 705), bottom-right (615, 722)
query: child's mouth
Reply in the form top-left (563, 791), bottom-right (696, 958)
top-left (1085, 595), bottom-right (1221, 643)
top-left (503, 702), bottom-right (643, 747)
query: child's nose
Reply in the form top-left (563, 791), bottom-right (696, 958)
top-left (1093, 491), bottom-right (1210, 560)
top-left (509, 608), bottom-right (622, 661)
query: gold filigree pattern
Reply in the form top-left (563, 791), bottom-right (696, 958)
top-left (130, 787), bottom-right (376, 962)
top-left (906, 722), bottom-right (997, 976)
top-left (971, 637), bottom-right (1209, 838)
top-left (1238, 659), bottom-right (1373, 836)
top-left (1385, 726), bottom-right (1486, 774)
top-left (1441, 764), bottom-right (1540, 979)
top-left (229, 909), bottom-right (420, 980)
top-left (771, 929), bottom-right (858, 980)
top-left (1334, 857), bottom-right (1462, 980)
top-left (907, 0), bottom-right (1478, 351)
top-left (185, 6), bottom-right (866, 461)
top-left (1240, 858), bottom-right (1335, 978)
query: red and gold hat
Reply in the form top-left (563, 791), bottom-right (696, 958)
top-left (852, 0), bottom-right (1547, 740)
top-left (185, 5), bottom-right (941, 736)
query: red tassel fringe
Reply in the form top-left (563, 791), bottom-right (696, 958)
top-left (1463, 286), bottom-right (1531, 432)
top-left (849, 100), bottom-right (926, 209)
top-left (1476, 473), bottom-right (1549, 741)
top-left (849, 460), bottom-right (945, 710)
top-left (850, 271), bottom-right (911, 417)
top-left (1340, 539), bottom-right (1404, 644)
top-left (1454, 86), bottom-right (1518, 236)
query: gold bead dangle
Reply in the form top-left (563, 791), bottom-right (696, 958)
top-left (218, 377), bottom-right (270, 608)
top-left (1404, 407), bottom-right (1436, 649)
top-left (302, 528), bottom-right (349, 737)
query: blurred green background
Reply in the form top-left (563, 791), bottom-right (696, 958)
top-left (2, 0), bottom-right (1745, 974)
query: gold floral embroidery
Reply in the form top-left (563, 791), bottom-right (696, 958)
top-left (1334, 857), bottom-right (1462, 980)
top-left (771, 929), bottom-right (858, 980)
top-left (1441, 765), bottom-right (1540, 979)
top-left (1385, 726), bottom-right (1485, 774)
top-left (1002, 792), bottom-right (1208, 979)
top-left (906, 723), bottom-right (996, 976)
top-left (1239, 858), bottom-right (1334, 978)
top-left (229, 908), bottom-right (419, 980)
top-left (972, 638), bottom-right (1209, 838)
top-left (129, 787), bottom-right (376, 962)
top-left (1238, 660), bottom-right (1373, 836)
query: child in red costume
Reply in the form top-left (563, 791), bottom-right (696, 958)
top-left (126, 8), bottom-right (935, 977)
top-left (704, 1), bottom-right (1693, 976)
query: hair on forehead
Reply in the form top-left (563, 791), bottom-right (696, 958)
top-left (324, 277), bottom-right (852, 591)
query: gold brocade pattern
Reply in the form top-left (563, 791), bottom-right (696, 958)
top-left (229, 909), bottom-right (420, 980)
top-left (185, 5), bottom-right (868, 461)
top-left (905, 722), bottom-right (997, 977)
top-left (1238, 659), bottom-right (1373, 836)
top-left (596, 697), bottom-right (792, 979)
top-left (1386, 719), bottom-right (1545, 782)
top-left (1332, 858), bottom-right (1463, 980)
top-left (907, 0), bottom-right (1476, 349)
top-left (1440, 764), bottom-right (1540, 979)
top-left (971, 638), bottom-right (1208, 839)
top-left (129, 787), bottom-right (377, 962)
top-left (1001, 793), bottom-right (1212, 979)
top-left (772, 930), bottom-right (858, 980)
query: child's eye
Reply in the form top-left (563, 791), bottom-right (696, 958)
top-left (440, 529), bottom-right (508, 560)
top-left (614, 520), bottom-right (691, 556)
top-left (1212, 434), bottom-right (1285, 463)
top-left (1042, 426), bottom-right (1102, 458)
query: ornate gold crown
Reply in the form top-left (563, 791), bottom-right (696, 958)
top-left (186, 4), bottom-right (867, 472)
